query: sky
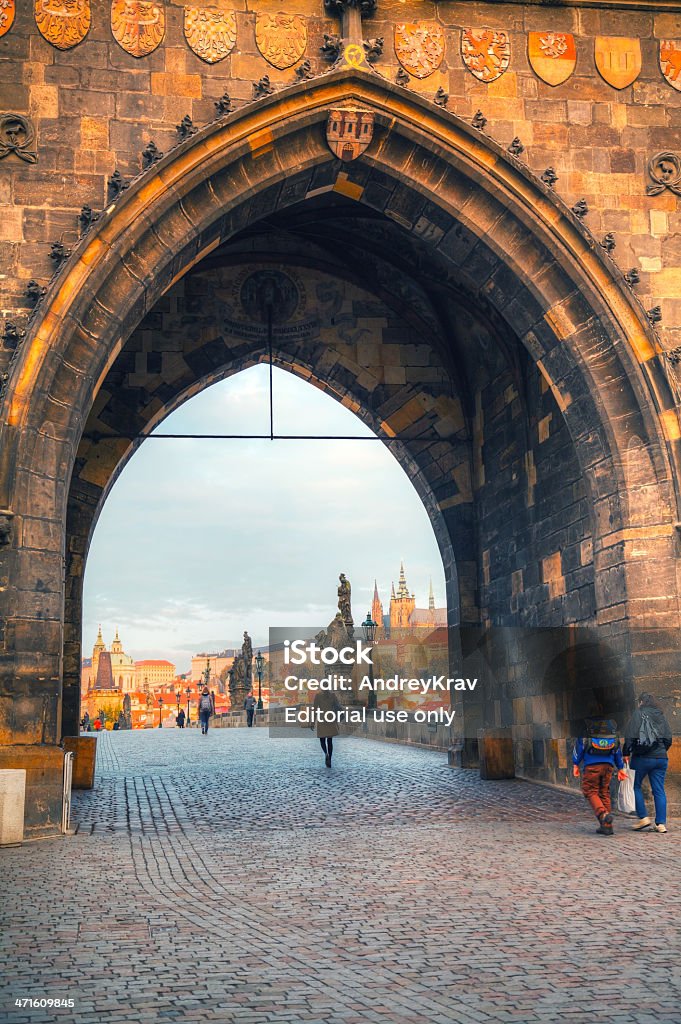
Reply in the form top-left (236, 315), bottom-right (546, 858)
top-left (83, 365), bottom-right (446, 673)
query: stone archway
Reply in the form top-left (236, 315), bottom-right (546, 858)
top-left (2, 70), bottom-right (679, 833)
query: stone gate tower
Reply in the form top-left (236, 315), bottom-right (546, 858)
top-left (1, 0), bottom-right (681, 834)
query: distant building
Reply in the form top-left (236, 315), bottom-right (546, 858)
top-left (374, 564), bottom-right (447, 637)
top-left (134, 659), bottom-right (176, 689)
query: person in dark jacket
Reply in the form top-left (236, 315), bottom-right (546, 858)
top-left (573, 719), bottom-right (627, 835)
top-left (198, 687), bottom-right (214, 735)
top-left (623, 693), bottom-right (672, 833)
top-left (244, 692), bottom-right (256, 727)
top-left (176, 708), bottom-right (185, 729)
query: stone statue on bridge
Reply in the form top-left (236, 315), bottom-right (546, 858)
top-left (337, 573), bottom-right (354, 638)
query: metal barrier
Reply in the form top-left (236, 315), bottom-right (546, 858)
top-left (61, 751), bottom-right (74, 834)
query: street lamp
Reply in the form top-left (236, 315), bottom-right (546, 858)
top-left (158, 696), bottom-right (164, 728)
top-left (185, 685), bottom-right (192, 726)
top-left (255, 652), bottom-right (264, 711)
top-left (362, 612), bottom-right (377, 711)
top-left (175, 689), bottom-right (181, 716)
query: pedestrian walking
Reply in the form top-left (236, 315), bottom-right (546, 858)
top-left (313, 689), bottom-right (342, 767)
top-left (623, 693), bottom-right (673, 833)
top-left (198, 687), bottom-right (214, 735)
top-left (81, 711), bottom-right (90, 732)
top-left (573, 718), bottom-right (627, 835)
top-left (176, 708), bottom-right (185, 729)
top-left (93, 717), bottom-right (102, 732)
top-left (244, 692), bottom-right (256, 727)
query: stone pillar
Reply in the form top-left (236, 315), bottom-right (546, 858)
top-left (478, 728), bottom-right (515, 780)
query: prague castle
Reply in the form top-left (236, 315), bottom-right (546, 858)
top-left (372, 565), bottom-right (446, 638)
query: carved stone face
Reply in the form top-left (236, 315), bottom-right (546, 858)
top-left (659, 160), bottom-right (676, 181)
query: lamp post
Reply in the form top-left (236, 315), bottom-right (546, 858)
top-left (158, 696), bottom-right (164, 728)
top-left (185, 685), bottom-right (192, 726)
top-left (255, 652), bottom-right (264, 711)
top-left (361, 612), bottom-right (377, 711)
top-left (175, 690), bottom-right (181, 717)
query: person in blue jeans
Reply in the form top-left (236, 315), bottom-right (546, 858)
top-left (623, 693), bottom-right (673, 833)
top-left (198, 687), bottom-right (214, 735)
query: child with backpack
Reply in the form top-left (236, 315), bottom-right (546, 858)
top-left (623, 693), bottom-right (673, 833)
top-left (573, 718), bottom-right (627, 835)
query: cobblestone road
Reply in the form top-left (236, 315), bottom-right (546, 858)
top-left (2, 728), bottom-right (680, 1024)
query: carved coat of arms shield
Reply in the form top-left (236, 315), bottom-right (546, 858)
top-left (255, 13), bottom-right (306, 70)
top-left (326, 109), bottom-right (374, 163)
top-left (660, 40), bottom-right (681, 92)
top-left (461, 29), bottom-right (510, 83)
top-left (111, 0), bottom-right (165, 58)
top-left (394, 22), bottom-right (445, 79)
top-left (528, 32), bottom-right (576, 86)
top-left (0, 0), bottom-right (15, 39)
top-left (184, 7), bottom-right (236, 64)
top-left (594, 36), bottom-right (641, 89)
top-left (34, 0), bottom-right (91, 49)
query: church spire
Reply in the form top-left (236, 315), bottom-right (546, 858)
top-left (429, 578), bottom-right (435, 612)
top-left (396, 561), bottom-right (410, 599)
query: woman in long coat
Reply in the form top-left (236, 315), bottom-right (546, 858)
top-left (313, 689), bottom-right (342, 767)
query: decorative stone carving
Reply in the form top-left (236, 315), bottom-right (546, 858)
top-left (320, 33), bottom-right (341, 61)
top-left (595, 36), bottom-right (641, 90)
top-left (528, 32), bottom-right (576, 86)
top-left (214, 92), bottom-right (232, 115)
top-left (49, 241), bottom-right (71, 268)
top-left (394, 22), bottom-right (444, 79)
top-left (624, 268), bottom-right (640, 288)
top-left (324, 0), bottom-right (376, 15)
top-left (0, 510), bottom-right (13, 547)
top-left (572, 198), bottom-right (588, 218)
top-left (107, 169), bottom-right (129, 202)
top-left (541, 167), bottom-right (558, 188)
top-left (0, 0), bottom-right (15, 39)
top-left (434, 86), bottom-right (448, 107)
top-left (26, 280), bottom-right (46, 305)
top-left (0, 114), bottom-right (37, 164)
top-left (35, 0), bottom-right (90, 49)
top-left (461, 29), bottom-right (510, 83)
top-left (601, 233), bottom-right (616, 254)
top-left (646, 152), bottom-right (681, 197)
top-left (141, 140), bottom-right (163, 169)
top-left (253, 76), bottom-right (273, 98)
top-left (184, 7), bottom-right (236, 64)
top-left (255, 13), bottom-right (306, 70)
top-left (660, 40), bottom-right (681, 92)
top-left (3, 322), bottom-right (24, 349)
top-left (326, 108), bottom-right (374, 162)
top-left (78, 204), bottom-right (99, 235)
top-left (363, 36), bottom-right (383, 63)
top-left (176, 114), bottom-right (196, 139)
top-left (111, 0), bottom-right (165, 58)
top-left (647, 305), bottom-right (662, 325)
top-left (471, 110), bottom-right (487, 130)
top-left (508, 136), bottom-right (524, 156)
top-left (395, 66), bottom-right (410, 87)
top-left (295, 59), bottom-right (313, 82)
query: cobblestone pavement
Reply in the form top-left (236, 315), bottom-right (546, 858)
top-left (2, 728), bottom-right (680, 1024)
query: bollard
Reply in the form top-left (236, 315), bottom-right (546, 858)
top-left (0, 769), bottom-right (26, 846)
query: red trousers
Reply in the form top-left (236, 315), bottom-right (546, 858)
top-left (581, 763), bottom-right (613, 819)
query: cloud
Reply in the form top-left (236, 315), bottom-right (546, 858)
top-left (84, 366), bottom-right (446, 671)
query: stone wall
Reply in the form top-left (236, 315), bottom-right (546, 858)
top-left (2, 1), bottom-right (681, 353)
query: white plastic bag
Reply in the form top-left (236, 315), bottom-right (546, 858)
top-left (617, 766), bottom-right (636, 814)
